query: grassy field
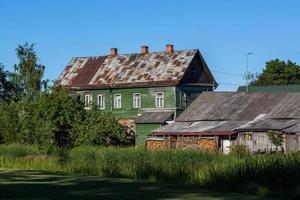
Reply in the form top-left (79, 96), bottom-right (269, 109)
top-left (0, 169), bottom-right (273, 200)
top-left (0, 144), bottom-right (299, 198)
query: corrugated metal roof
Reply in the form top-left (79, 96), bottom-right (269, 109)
top-left (135, 111), bottom-right (174, 124)
top-left (176, 92), bottom-right (300, 121)
top-left (58, 49), bottom-right (207, 89)
top-left (237, 119), bottom-right (298, 132)
top-left (152, 92), bottom-right (300, 135)
top-left (238, 85), bottom-right (300, 93)
top-left (152, 121), bottom-right (247, 135)
top-left (153, 119), bottom-right (300, 135)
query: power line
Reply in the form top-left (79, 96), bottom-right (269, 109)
top-left (212, 70), bottom-right (244, 77)
top-left (218, 82), bottom-right (244, 86)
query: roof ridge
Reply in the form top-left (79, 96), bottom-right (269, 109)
top-left (72, 49), bottom-right (198, 59)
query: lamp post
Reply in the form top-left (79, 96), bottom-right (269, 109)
top-left (246, 52), bottom-right (253, 92)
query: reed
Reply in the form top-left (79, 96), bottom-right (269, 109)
top-left (0, 144), bottom-right (299, 197)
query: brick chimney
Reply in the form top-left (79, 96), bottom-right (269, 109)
top-left (110, 48), bottom-right (118, 56)
top-left (165, 44), bottom-right (174, 53)
top-left (141, 46), bottom-right (149, 54)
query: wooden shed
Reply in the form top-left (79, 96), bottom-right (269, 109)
top-left (149, 92), bottom-right (300, 154)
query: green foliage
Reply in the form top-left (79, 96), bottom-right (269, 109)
top-left (267, 131), bottom-right (284, 149)
top-left (35, 86), bottom-right (84, 149)
top-left (229, 145), bottom-right (251, 158)
top-left (0, 86), bottom-right (130, 149)
top-left (74, 107), bottom-right (130, 146)
top-left (251, 59), bottom-right (300, 86)
top-left (0, 63), bottom-right (16, 102)
top-left (10, 43), bottom-right (46, 100)
top-left (0, 43), bottom-right (129, 149)
top-left (0, 144), bottom-right (39, 158)
top-left (0, 101), bottom-right (21, 143)
top-left (0, 144), bottom-right (300, 198)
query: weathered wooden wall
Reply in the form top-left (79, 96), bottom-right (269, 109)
top-left (237, 131), bottom-right (300, 153)
top-left (285, 134), bottom-right (300, 153)
top-left (237, 132), bottom-right (278, 153)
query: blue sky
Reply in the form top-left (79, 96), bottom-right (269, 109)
top-left (0, 0), bottom-right (300, 91)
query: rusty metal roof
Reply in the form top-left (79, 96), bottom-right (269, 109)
top-left (58, 49), bottom-right (203, 89)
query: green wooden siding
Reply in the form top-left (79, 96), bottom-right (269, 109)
top-left (78, 86), bottom-right (212, 145)
top-left (79, 87), bottom-right (176, 119)
top-left (175, 85), bottom-right (212, 117)
top-left (136, 123), bottom-right (161, 146)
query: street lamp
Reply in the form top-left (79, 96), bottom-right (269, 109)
top-left (246, 52), bottom-right (253, 92)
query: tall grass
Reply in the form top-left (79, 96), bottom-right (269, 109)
top-left (0, 144), bottom-right (299, 197)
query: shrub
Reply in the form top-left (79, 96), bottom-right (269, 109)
top-left (267, 131), bottom-right (284, 150)
top-left (35, 86), bottom-right (84, 148)
top-left (229, 145), bottom-right (251, 158)
top-left (74, 107), bottom-right (131, 147)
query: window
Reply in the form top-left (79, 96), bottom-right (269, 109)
top-left (181, 92), bottom-right (187, 107)
top-left (133, 93), bottom-right (141, 108)
top-left (244, 133), bottom-right (252, 141)
top-left (114, 94), bottom-right (122, 109)
top-left (84, 94), bottom-right (92, 109)
top-left (155, 92), bottom-right (164, 108)
top-left (257, 133), bottom-right (265, 144)
top-left (97, 94), bottom-right (105, 109)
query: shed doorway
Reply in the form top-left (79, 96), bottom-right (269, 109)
top-left (222, 139), bottom-right (231, 154)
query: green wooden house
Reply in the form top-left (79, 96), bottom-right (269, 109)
top-left (58, 45), bottom-right (217, 145)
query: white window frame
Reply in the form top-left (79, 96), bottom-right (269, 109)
top-left (97, 94), bottom-right (105, 110)
top-left (114, 94), bottom-right (122, 109)
top-left (133, 93), bottom-right (141, 108)
top-left (155, 92), bottom-right (164, 108)
top-left (84, 94), bottom-right (92, 109)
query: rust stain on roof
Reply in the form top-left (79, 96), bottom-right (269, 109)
top-left (58, 49), bottom-right (198, 89)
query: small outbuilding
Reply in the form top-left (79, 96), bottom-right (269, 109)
top-left (147, 92), bottom-right (300, 154)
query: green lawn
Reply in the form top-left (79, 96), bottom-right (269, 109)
top-left (0, 169), bottom-right (273, 200)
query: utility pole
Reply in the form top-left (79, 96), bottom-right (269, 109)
top-left (246, 52), bottom-right (253, 92)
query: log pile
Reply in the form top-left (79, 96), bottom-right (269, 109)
top-left (146, 136), bottom-right (218, 151)
top-left (197, 138), bottom-right (218, 151)
top-left (145, 139), bottom-right (168, 149)
top-left (177, 137), bottom-right (200, 149)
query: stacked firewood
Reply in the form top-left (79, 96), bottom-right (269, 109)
top-left (145, 139), bottom-right (168, 149)
top-left (146, 136), bottom-right (218, 151)
top-left (197, 138), bottom-right (218, 151)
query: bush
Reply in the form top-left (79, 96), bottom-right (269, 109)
top-left (0, 86), bottom-right (130, 149)
top-left (35, 87), bottom-right (84, 148)
top-left (229, 145), bottom-right (251, 158)
top-left (74, 107), bottom-right (131, 146)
